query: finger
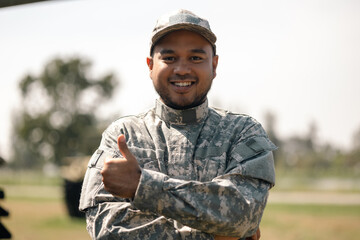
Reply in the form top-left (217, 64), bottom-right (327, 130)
top-left (250, 228), bottom-right (260, 240)
top-left (101, 158), bottom-right (109, 174)
top-left (101, 160), bottom-right (111, 178)
top-left (117, 135), bottom-right (131, 159)
top-left (117, 135), bottom-right (139, 167)
top-left (246, 229), bottom-right (259, 240)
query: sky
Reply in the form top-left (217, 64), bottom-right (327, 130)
top-left (0, 0), bottom-right (359, 160)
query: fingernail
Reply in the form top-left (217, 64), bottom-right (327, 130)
top-left (119, 135), bottom-right (125, 143)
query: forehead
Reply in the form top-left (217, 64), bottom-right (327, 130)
top-left (153, 30), bottom-right (213, 54)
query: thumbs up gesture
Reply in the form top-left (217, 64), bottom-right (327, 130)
top-left (101, 134), bottom-right (141, 199)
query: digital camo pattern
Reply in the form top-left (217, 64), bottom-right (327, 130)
top-left (153, 9), bottom-right (212, 34)
top-left (80, 99), bottom-right (276, 240)
top-left (150, 9), bottom-right (217, 56)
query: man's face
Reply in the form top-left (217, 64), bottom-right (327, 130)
top-left (147, 30), bottom-right (218, 109)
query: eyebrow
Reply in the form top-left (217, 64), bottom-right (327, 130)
top-left (190, 48), bottom-right (206, 54)
top-left (159, 49), bottom-right (175, 55)
top-left (159, 48), bottom-right (207, 55)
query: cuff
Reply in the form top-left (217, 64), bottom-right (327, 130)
top-left (132, 169), bottom-right (167, 213)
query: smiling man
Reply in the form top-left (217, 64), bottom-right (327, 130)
top-left (80, 9), bottom-right (276, 240)
top-left (148, 29), bottom-right (218, 110)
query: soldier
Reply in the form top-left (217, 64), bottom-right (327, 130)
top-left (80, 9), bottom-right (276, 240)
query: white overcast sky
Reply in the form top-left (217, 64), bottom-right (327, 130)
top-left (0, 0), bottom-right (359, 160)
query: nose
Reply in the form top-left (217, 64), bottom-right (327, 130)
top-left (173, 59), bottom-right (191, 75)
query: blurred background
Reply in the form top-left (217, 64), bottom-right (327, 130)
top-left (0, 0), bottom-right (359, 239)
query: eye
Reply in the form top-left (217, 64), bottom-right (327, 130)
top-left (190, 56), bottom-right (203, 62)
top-left (162, 56), bottom-right (176, 62)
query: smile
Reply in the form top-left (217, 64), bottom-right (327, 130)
top-left (172, 82), bottom-right (193, 87)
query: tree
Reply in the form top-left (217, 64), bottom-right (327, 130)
top-left (352, 126), bottom-right (360, 150)
top-left (11, 57), bottom-right (118, 169)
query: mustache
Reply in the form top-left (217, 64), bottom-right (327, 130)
top-left (169, 74), bottom-right (198, 81)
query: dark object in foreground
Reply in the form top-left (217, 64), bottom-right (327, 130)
top-left (0, 0), bottom-right (48, 9)
top-left (61, 156), bottom-right (88, 218)
top-left (63, 179), bottom-right (85, 218)
top-left (0, 189), bottom-right (11, 239)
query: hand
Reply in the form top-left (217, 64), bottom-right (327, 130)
top-left (101, 134), bottom-right (141, 199)
top-left (245, 228), bottom-right (261, 240)
top-left (214, 235), bottom-right (239, 240)
top-left (214, 228), bottom-right (260, 240)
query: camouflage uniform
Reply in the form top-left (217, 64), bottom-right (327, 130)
top-left (79, 99), bottom-right (276, 240)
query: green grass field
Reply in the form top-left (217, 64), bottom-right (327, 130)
top-left (261, 203), bottom-right (360, 240)
top-left (1, 173), bottom-right (360, 240)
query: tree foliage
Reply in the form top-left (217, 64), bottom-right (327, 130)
top-left (262, 112), bottom-right (360, 176)
top-left (11, 57), bottom-right (118, 168)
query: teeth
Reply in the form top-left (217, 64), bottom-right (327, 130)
top-left (174, 82), bottom-right (192, 87)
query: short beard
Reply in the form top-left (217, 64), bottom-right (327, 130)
top-left (163, 94), bottom-right (208, 110)
top-left (155, 84), bottom-right (212, 110)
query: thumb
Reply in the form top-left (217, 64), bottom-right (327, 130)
top-left (117, 135), bottom-right (140, 169)
top-left (117, 134), bottom-right (132, 159)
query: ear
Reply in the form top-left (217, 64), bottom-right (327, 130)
top-left (212, 55), bottom-right (219, 78)
top-left (147, 57), bottom-right (153, 70)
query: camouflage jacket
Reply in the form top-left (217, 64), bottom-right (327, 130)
top-left (79, 99), bottom-right (276, 240)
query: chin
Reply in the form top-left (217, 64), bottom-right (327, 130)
top-left (161, 95), bottom-right (206, 110)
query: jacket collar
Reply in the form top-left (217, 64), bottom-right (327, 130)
top-left (155, 99), bottom-right (209, 125)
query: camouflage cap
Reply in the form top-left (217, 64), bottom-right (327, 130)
top-left (150, 9), bottom-right (217, 55)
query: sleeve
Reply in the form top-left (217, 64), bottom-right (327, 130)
top-left (79, 148), bottom-right (177, 240)
top-left (79, 122), bottom-right (214, 239)
top-left (132, 121), bottom-right (277, 238)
